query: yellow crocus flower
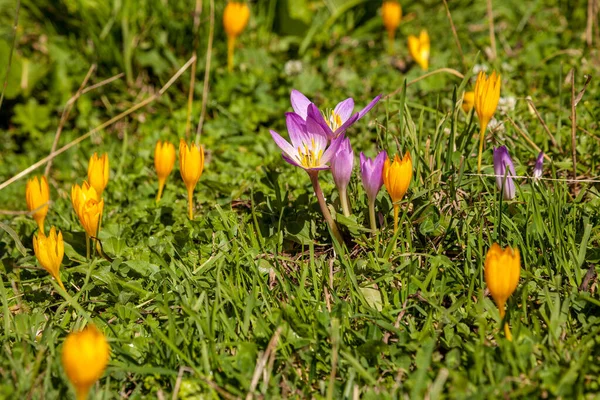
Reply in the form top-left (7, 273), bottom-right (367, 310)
top-left (223, 1), bottom-right (250, 72)
top-left (382, 1), bottom-right (402, 54)
top-left (462, 91), bottom-right (475, 113)
top-left (26, 175), bottom-right (50, 232)
top-left (33, 226), bottom-right (65, 290)
top-left (484, 243), bottom-right (520, 341)
top-left (383, 152), bottom-right (412, 232)
top-left (87, 153), bottom-right (109, 197)
top-left (154, 140), bottom-right (176, 202)
top-left (62, 325), bottom-right (110, 400)
top-left (408, 30), bottom-right (430, 71)
top-left (71, 182), bottom-right (103, 238)
top-left (179, 139), bottom-right (205, 220)
top-left (474, 71), bottom-right (501, 172)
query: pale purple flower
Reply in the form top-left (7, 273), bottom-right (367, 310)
top-left (533, 151), bottom-right (544, 179)
top-left (290, 89), bottom-right (382, 140)
top-left (270, 112), bottom-right (344, 171)
top-left (493, 146), bottom-right (516, 200)
top-left (331, 137), bottom-right (354, 193)
top-left (360, 151), bottom-right (386, 203)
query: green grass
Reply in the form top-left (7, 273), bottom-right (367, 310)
top-left (1, 0), bottom-right (600, 398)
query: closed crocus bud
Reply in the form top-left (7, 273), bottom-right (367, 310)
top-left (154, 140), bottom-right (176, 202)
top-left (408, 30), bottom-right (430, 71)
top-left (331, 137), bottom-right (354, 217)
top-left (533, 151), bottom-right (544, 180)
top-left (484, 243), bottom-right (520, 340)
top-left (382, 1), bottom-right (402, 45)
top-left (360, 151), bottom-right (386, 231)
top-left (87, 153), bottom-right (109, 197)
top-left (493, 146), bottom-right (516, 200)
top-left (462, 91), bottom-right (475, 113)
top-left (474, 71), bottom-right (501, 172)
top-left (383, 152), bottom-right (412, 232)
top-left (224, 2), bottom-right (250, 72)
top-left (33, 226), bottom-right (65, 291)
top-left (62, 325), bottom-right (110, 400)
top-left (179, 139), bottom-right (205, 220)
top-left (71, 182), bottom-right (104, 238)
top-left (26, 176), bottom-right (50, 232)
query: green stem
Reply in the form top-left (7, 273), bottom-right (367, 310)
top-left (227, 35), bottom-right (236, 73)
top-left (308, 171), bottom-right (344, 244)
top-left (339, 187), bottom-right (351, 217)
top-left (156, 179), bottom-right (165, 203)
top-left (477, 124), bottom-right (486, 173)
top-left (368, 199), bottom-right (377, 233)
top-left (85, 233), bottom-right (90, 260)
top-left (393, 204), bottom-right (400, 233)
top-left (387, 29), bottom-right (395, 55)
top-left (187, 187), bottom-right (194, 220)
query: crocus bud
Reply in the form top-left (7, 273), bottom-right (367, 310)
top-left (154, 140), bottom-right (176, 202)
top-left (383, 152), bottom-right (412, 204)
top-left (62, 325), bottom-right (110, 400)
top-left (26, 176), bottom-right (50, 232)
top-left (533, 151), bottom-right (544, 179)
top-left (360, 151), bottom-right (386, 205)
top-left (33, 226), bottom-right (65, 290)
top-left (179, 139), bottom-right (205, 220)
top-left (493, 146), bottom-right (516, 200)
top-left (87, 153), bottom-right (109, 197)
top-left (71, 182), bottom-right (104, 237)
top-left (462, 91), bottom-right (475, 113)
top-left (474, 71), bottom-right (501, 134)
top-left (224, 2), bottom-right (250, 72)
top-left (382, 1), bottom-right (402, 39)
top-left (408, 30), bottom-right (430, 71)
top-left (331, 137), bottom-right (354, 194)
top-left (484, 243), bottom-right (520, 340)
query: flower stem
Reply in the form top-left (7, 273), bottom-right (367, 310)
top-left (187, 187), bottom-right (194, 220)
top-left (499, 305), bottom-right (512, 341)
top-left (393, 204), bottom-right (400, 233)
top-left (477, 124), bottom-right (487, 173)
top-left (339, 187), bottom-right (351, 217)
top-left (227, 35), bottom-right (236, 73)
top-left (308, 171), bottom-right (344, 244)
top-left (85, 233), bottom-right (90, 260)
top-left (156, 179), bottom-right (165, 203)
top-left (368, 199), bottom-right (377, 233)
top-left (387, 30), bottom-right (395, 55)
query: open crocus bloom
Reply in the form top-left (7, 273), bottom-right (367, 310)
top-left (290, 89), bottom-right (381, 140)
top-left (270, 112), bottom-right (344, 171)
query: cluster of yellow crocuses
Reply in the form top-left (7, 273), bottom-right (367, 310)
top-left (382, 1), bottom-right (430, 70)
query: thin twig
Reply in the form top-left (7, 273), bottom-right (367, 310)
top-left (0, 0), bottom-right (21, 112)
top-left (246, 327), bottom-right (282, 400)
top-left (442, 0), bottom-right (466, 68)
top-left (570, 68), bottom-right (578, 192)
top-left (195, 0), bottom-right (215, 144)
top-left (385, 68), bottom-right (464, 99)
top-left (45, 64), bottom-right (96, 177)
top-left (525, 97), bottom-right (560, 150)
top-left (487, 0), bottom-right (497, 60)
top-left (465, 173), bottom-right (600, 184)
top-left (70, 73), bottom-right (125, 101)
top-left (505, 116), bottom-right (551, 162)
top-left (0, 56), bottom-right (197, 192)
top-left (185, 0), bottom-right (203, 139)
top-left (586, 0), bottom-right (595, 46)
top-left (0, 201), bottom-right (51, 216)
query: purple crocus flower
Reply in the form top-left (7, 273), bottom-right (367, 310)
top-left (331, 137), bottom-right (354, 193)
top-left (533, 151), bottom-right (544, 179)
top-left (290, 89), bottom-right (382, 140)
top-left (270, 112), bottom-right (344, 171)
top-left (360, 151), bottom-right (386, 204)
top-left (493, 146), bottom-right (516, 200)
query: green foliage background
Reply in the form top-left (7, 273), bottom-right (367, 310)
top-left (1, 0), bottom-right (600, 398)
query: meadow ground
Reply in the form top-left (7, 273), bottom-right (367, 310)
top-left (1, 0), bottom-right (600, 398)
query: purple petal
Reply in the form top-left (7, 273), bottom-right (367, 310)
top-left (334, 98), bottom-right (355, 122)
top-left (291, 90), bottom-right (312, 120)
top-left (306, 115), bottom-right (329, 139)
top-left (359, 151), bottom-right (386, 202)
top-left (533, 151), bottom-right (544, 179)
top-left (331, 137), bottom-right (354, 191)
top-left (282, 154), bottom-right (302, 168)
top-left (332, 113), bottom-right (359, 138)
top-left (321, 134), bottom-right (344, 165)
top-left (286, 112), bottom-right (308, 149)
top-left (270, 130), bottom-right (296, 161)
top-left (307, 104), bottom-right (334, 139)
top-left (493, 146), bottom-right (516, 200)
top-left (356, 94), bottom-right (382, 120)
